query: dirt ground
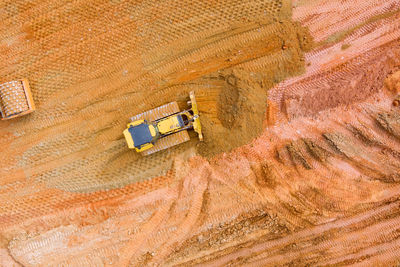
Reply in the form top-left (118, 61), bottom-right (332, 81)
top-left (1, 0), bottom-right (400, 266)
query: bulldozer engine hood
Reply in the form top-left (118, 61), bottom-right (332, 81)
top-left (157, 115), bottom-right (184, 135)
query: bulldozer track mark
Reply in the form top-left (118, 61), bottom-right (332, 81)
top-left (149, 165), bottom-right (210, 265)
top-left (118, 188), bottom-right (178, 266)
top-left (2, 0), bottom-right (400, 266)
top-left (182, 201), bottom-right (400, 266)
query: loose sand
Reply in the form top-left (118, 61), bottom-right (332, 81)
top-left (196, 20), bottom-right (312, 157)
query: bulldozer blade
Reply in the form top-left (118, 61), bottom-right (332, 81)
top-left (193, 118), bottom-right (203, 141)
top-left (189, 91), bottom-right (203, 141)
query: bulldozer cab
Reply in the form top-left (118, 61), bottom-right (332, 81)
top-left (123, 120), bottom-right (157, 152)
top-left (129, 124), bottom-right (153, 147)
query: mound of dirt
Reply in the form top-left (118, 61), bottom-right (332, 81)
top-left (195, 21), bottom-right (313, 157)
top-left (385, 70), bottom-right (400, 93)
top-left (195, 70), bottom-right (267, 157)
top-left (218, 74), bottom-right (240, 128)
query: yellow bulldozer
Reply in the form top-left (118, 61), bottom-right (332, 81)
top-left (123, 91), bottom-right (203, 155)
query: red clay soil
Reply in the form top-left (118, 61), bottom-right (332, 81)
top-left (1, 0), bottom-right (400, 266)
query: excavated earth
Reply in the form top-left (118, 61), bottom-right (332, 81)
top-left (1, 0), bottom-right (400, 266)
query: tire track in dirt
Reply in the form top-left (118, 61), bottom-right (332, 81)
top-left (118, 187), bottom-right (178, 266)
top-left (269, 11), bottom-right (400, 123)
top-left (293, 0), bottom-right (399, 42)
top-left (1, 0), bottom-right (313, 192)
top-left (158, 92), bottom-right (400, 265)
top-left (6, 97), bottom-right (399, 265)
top-left (256, 211), bottom-right (400, 265)
top-left (205, 201), bottom-right (400, 266)
top-left (2, 0), bottom-right (400, 266)
top-left (147, 160), bottom-right (210, 265)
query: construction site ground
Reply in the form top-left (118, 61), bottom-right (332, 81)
top-left (1, 0), bottom-right (400, 266)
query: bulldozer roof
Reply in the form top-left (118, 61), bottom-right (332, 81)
top-left (128, 123), bottom-right (153, 148)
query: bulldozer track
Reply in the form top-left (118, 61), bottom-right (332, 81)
top-left (129, 101), bottom-right (191, 155)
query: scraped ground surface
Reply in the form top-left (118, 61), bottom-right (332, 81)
top-left (1, 0), bottom-right (400, 266)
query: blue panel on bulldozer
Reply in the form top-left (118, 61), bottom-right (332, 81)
top-left (128, 123), bottom-right (153, 148)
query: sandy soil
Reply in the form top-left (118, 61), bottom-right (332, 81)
top-left (1, 0), bottom-right (400, 266)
